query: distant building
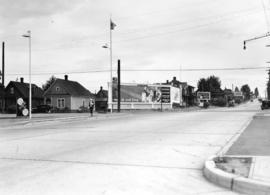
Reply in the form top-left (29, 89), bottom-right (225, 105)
top-left (95, 86), bottom-right (108, 112)
top-left (165, 76), bottom-right (196, 106)
top-left (5, 78), bottom-right (44, 113)
top-left (43, 75), bottom-right (93, 111)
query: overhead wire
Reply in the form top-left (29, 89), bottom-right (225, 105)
top-left (6, 66), bottom-right (269, 76)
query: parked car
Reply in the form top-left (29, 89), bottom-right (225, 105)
top-left (228, 100), bottom-right (235, 107)
top-left (33, 105), bottom-right (52, 113)
top-left (261, 100), bottom-right (270, 110)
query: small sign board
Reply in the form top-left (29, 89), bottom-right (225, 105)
top-left (197, 92), bottom-right (211, 100)
top-left (234, 92), bottom-right (243, 97)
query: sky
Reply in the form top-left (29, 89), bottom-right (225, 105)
top-left (1, 0), bottom-right (270, 96)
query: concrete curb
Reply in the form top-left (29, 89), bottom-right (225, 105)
top-left (203, 156), bottom-right (270, 195)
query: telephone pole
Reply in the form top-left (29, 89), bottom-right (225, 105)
top-left (267, 68), bottom-right (270, 100)
top-left (117, 59), bottom-right (121, 112)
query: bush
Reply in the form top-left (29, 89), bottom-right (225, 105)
top-left (212, 97), bottom-right (227, 107)
top-left (203, 102), bottom-right (210, 108)
top-left (235, 99), bottom-right (241, 104)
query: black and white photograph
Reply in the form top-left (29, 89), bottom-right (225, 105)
top-left (1, 0), bottom-right (270, 194)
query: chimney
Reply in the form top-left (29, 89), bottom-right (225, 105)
top-left (20, 77), bottom-right (24, 83)
top-left (166, 80), bottom-right (169, 84)
top-left (173, 76), bottom-right (176, 81)
top-left (64, 75), bottom-right (68, 81)
top-left (100, 86), bottom-right (103, 91)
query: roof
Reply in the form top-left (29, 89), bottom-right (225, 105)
top-left (7, 81), bottom-right (44, 98)
top-left (45, 78), bottom-right (92, 97)
top-left (96, 88), bottom-right (108, 98)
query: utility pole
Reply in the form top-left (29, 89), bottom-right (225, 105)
top-left (117, 59), bottom-right (121, 112)
top-left (267, 68), bottom-right (270, 100)
top-left (2, 42), bottom-right (4, 86)
top-left (22, 31), bottom-right (32, 119)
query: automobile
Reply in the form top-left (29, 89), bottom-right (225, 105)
top-left (228, 100), bottom-right (235, 107)
top-left (33, 105), bottom-right (52, 113)
top-left (261, 100), bottom-right (270, 110)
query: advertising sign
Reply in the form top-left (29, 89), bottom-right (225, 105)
top-left (170, 86), bottom-right (181, 103)
top-left (112, 84), bottom-right (171, 103)
top-left (197, 91), bottom-right (211, 100)
top-left (234, 92), bottom-right (243, 97)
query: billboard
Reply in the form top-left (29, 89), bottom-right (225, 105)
top-left (197, 91), bottom-right (211, 100)
top-left (112, 84), bottom-right (171, 103)
top-left (234, 92), bottom-right (243, 97)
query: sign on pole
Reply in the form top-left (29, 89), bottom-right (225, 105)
top-left (197, 91), bottom-right (211, 101)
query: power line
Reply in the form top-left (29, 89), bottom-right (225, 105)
top-left (116, 9), bottom-right (263, 43)
top-left (6, 66), bottom-right (269, 76)
top-left (116, 7), bottom-right (261, 37)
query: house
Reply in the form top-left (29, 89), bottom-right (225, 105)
top-left (44, 75), bottom-right (93, 111)
top-left (5, 78), bottom-right (44, 113)
top-left (187, 85), bottom-right (196, 106)
top-left (0, 84), bottom-right (5, 112)
top-left (95, 86), bottom-right (108, 112)
top-left (166, 76), bottom-right (196, 106)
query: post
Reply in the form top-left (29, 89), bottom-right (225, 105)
top-left (109, 19), bottom-right (113, 113)
top-left (117, 59), bottom-right (121, 112)
top-left (2, 42), bottom-right (4, 86)
top-left (29, 31), bottom-right (32, 119)
top-left (160, 91), bottom-right (163, 112)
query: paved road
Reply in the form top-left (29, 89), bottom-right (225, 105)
top-left (0, 102), bottom-right (260, 195)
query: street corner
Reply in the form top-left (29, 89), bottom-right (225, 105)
top-left (203, 155), bottom-right (270, 195)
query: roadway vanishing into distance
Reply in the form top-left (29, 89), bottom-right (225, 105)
top-left (0, 101), bottom-right (261, 195)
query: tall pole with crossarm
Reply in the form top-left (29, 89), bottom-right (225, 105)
top-left (22, 30), bottom-right (32, 119)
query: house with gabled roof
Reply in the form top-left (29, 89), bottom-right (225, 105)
top-left (95, 86), bottom-right (108, 112)
top-left (5, 78), bottom-right (44, 112)
top-left (44, 75), bottom-right (93, 111)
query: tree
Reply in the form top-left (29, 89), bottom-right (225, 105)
top-left (241, 84), bottom-right (251, 100)
top-left (42, 75), bottom-right (56, 92)
top-left (197, 78), bottom-right (208, 91)
top-left (197, 75), bottom-right (222, 97)
top-left (235, 87), bottom-right (239, 92)
top-left (254, 87), bottom-right (259, 98)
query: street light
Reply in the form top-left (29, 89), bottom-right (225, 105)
top-left (22, 30), bottom-right (32, 119)
top-left (102, 43), bottom-right (113, 113)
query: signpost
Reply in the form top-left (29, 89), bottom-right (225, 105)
top-left (197, 92), bottom-right (211, 108)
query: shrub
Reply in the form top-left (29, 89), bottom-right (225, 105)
top-left (212, 97), bottom-right (227, 107)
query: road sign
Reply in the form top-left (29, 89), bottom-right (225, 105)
top-left (22, 108), bottom-right (29, 116)
top-left (17, 98), bottom-right (24, 106)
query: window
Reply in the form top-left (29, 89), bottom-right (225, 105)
top-left (10, 87), bottom-right (14, 94)
top-left (57, 98), bottom-right (65, 108)
top-left (56, 87), bottom-right (60, 92)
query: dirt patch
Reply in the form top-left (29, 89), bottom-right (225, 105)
top-left (214, 156), bottom-right (252, 177)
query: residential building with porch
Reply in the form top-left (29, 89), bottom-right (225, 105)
top-left (43, 75), bottom-right (93, 111)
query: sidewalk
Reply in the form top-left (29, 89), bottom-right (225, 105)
top-left (204, 110), bottom-right (270, 195)
top-left (0, 112), bottom-right (129, 129)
